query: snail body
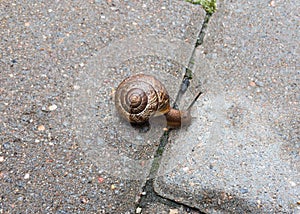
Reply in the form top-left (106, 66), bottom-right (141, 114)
top-left (114, 74), bottom-right (191, 127)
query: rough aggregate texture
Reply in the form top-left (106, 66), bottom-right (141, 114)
top-left (155, 0), bottom-right (300, 213)
top-left (0, 0), bottom-right (205, 213)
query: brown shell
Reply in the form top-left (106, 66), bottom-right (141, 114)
top-left (115, 74), bottom-right (170, 124)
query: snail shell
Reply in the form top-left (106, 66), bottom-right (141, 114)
top-left (115, 74), bottom-right (191, 127)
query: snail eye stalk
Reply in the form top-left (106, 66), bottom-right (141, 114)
top-left (187, 91), bottom-right (203, 111)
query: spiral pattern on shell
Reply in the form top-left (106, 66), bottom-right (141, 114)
top-left (115, 74), bottom-right (170, 124)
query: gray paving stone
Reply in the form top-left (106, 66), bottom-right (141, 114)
top-left (0, 0), bottom-right (205, 212)
top-left (0, 0), bottom-right (203, 213)
top-left (72, 2), bottom-right (205, 181)
top-left (155, 0), bottom-right (300, 213)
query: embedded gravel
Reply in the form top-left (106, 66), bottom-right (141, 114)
top-left (155, 0), bottom-right (300, 213)
top-left (0, 0), bottom-right (204, 213)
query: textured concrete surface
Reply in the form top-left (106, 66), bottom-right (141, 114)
top-left (0, 0), bottom-right (204, 213)
top-left (136, 202), bottom-right (201, 214)
top-left (72, 1), bottom-right (205, 182)
top-left (155, 0), bottom-right (300, 213)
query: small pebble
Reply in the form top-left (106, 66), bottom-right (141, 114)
top-left (240, 188), bottom-right (248, 194)
top-left (141, 191), bottom-right (146, 196)
top-left (289, 181), bottom-right (296, 187)
top-left (182, 167), bottom-right (189, 172)
top-left (74, 85), bottom-right (80, 90)
top-left (98, 177), bottom-right (104, 183)
top-left (38, 125), bottom-right (45, 131)
top-left (111, 184), bottom-right (116, 190)
top-left (269, 0), bottom-right (276, 7)
top-left (249, 81), bottom-right (256, 87)
top-left (110, 6), bottom-right (118, 11)
top-left (3, 142), bottom-right (11, 149)
top-left (0, 156), bottom-right (4, 162)
top-left (169, 209), bottom-right (178, 214)
top-left (48, 104), bottom-right (57, 111)
top-left (136, 207), bottom-right (142, 214)
top-left (255, 81), bottom-right (264, 87)
top-left (24, 173), bottom-right (30, 179)
top-left (80, 197), bottom-right (89, 204)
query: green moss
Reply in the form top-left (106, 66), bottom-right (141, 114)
top-left (186, 0), bottom-right (217, 14)
top-left (185, 67), bottom-right (193, 79)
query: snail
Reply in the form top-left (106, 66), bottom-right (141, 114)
top-left (114, 74), bottom-right (202, 127)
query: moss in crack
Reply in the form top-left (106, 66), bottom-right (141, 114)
top-left (155, 131), bottom-right (169, 157)
top-left (186, 0), bottom-right (217, 14)
top-left (185, 67), bottom-right (193, 79)
top-left (138, 2), bottom-right (214, 211)
top-left (196, 13), bottom-right (212, 47)
top-left (137, 130), bottom-right (185, 210)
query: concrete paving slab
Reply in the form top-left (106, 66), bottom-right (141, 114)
top-left (72, 3), bottom-right (206, 181)
top-left (138, 201), bottom-right (200, 214)
top-left (0, 0), bottom-right (205, 213)
top-left (155, 0), bottom-right (300, 213)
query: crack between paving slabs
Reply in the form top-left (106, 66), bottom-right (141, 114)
top-left (136, 12), bottom-right (212, 213)
top-left (173, 13), bottom-right (211, 109)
